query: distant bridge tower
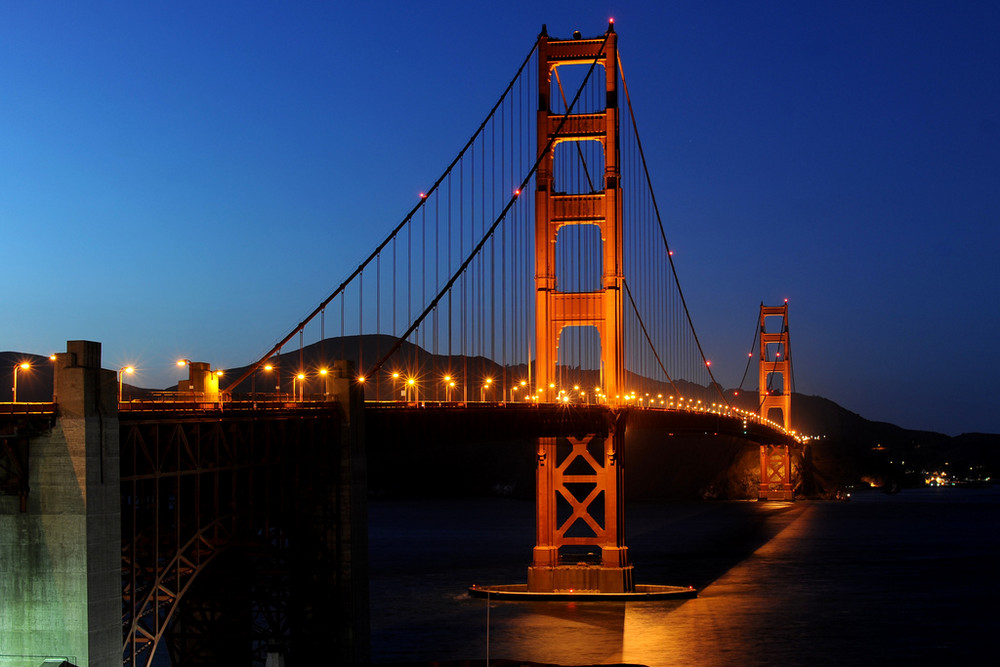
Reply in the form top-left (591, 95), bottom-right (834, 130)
top-left (534, 23), bottom-right (624, 401)
top-left (759, 302), bottom-right (791, 429)
top-left (759, 302), bottom-right (794, 500)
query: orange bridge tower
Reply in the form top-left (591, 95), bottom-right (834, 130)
top-left (759, 302), bottom-right (794, 500)
top-left (530, 24), bottom-right (632, 593)
top-left (534, 23), bottom-right (624, 402)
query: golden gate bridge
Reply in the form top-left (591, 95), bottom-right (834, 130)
top-left (219, 22), bottom-right (793, 426)
top-left (1, 22), bottom-right (798, 666)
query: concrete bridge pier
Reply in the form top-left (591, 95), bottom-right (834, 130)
top-left (0, 341), bottom-right (120, 667)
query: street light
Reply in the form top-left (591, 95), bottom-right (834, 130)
top-left (119, 366), bottom-right (134, 403)
top-left (253, 363), bottom-right (274, 401)
top-left (514, 379), bottom-right (527, 402)
top-left (443, 375), bottom-right (453, 402)
top-left (391, 371), bottom-right (402, 401)
top-left (12, 362), bottom-right (30, 403)
top-left (481, 377), bottom-right (493, 402)
top-left (293, 372), bottom-right (306, 401)
top-left (406, 376), bottom-right (417, 402)
top-left (319, 368), bottom-right (328, 400)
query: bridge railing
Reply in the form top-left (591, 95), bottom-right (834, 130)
top-left (118, 398), bottom-right (343, 413)
top-left (0, 402), bottom-right (56, 416)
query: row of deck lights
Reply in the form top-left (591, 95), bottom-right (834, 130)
top-left (381, 370), bottom-right (793, 436)
top-left (11, 358), bottom-right (786, 436)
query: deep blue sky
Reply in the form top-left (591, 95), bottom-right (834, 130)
top-left (2, 1), bottom-right (998, 435)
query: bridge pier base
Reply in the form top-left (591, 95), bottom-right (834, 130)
top-left (528, 430), bottom-right (634, 593)
top-left (0, 340), bottom-right (120, 667)
top-left (759, 444), bottom-right (794, 500)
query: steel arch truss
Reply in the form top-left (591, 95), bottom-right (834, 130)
top-left (121, 410), bottom-right (343, 665)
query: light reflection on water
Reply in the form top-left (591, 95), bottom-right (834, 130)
top-left (369, 489), bottom-right (999, 665)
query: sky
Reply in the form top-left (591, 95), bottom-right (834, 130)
top-left (2, 1), bottom-right (998, 435)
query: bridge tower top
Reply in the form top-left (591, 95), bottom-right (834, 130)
top-left (759, 302), bottom-right (792, 431)
top-left (534, 23), bottom-right (624, 402)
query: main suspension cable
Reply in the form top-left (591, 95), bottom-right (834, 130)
top-left (366, 26), bottom-right (615, 380)
top-left (224, 36), bottom-right (542, 393)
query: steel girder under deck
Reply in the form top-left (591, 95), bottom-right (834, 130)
top-left (120, 408), bottom-right (351, 666)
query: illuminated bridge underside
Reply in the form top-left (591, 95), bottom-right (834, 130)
top-left (365, 404), bottom-right (791, 446)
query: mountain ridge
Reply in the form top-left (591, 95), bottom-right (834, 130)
top-left (4, 342), bottom-right (995, 495)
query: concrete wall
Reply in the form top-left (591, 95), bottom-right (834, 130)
top-left (0, 341), bottom-right (121, 667)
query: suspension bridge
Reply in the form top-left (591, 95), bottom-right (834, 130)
top-left (1, 23), bottom-right (799, 667)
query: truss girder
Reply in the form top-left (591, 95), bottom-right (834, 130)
top-left (120, 409), bottom-right (343, 665)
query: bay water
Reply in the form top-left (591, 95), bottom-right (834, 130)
top-left (368, 488), bottom-right (999, 665)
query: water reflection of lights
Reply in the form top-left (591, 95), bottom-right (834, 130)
top-left (497, 601), bottom-right (630, 664)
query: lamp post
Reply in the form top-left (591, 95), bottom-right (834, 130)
top-left (391, 371), bottom-right (401, 401)
top-left (253, 363), bottom-right (273, 401)
top-left (176, 359), bottom-right (190, 397)
top-left (213, 370), bottom-right (224, 404)
top-left (119, 366), bottom-right (134, 403)
top-left (406, 377), bottom-right (417, 403)
top-left (443, 375), bottom-right (452, 402)
top-left (12, 362), bottom-right (30, 403)
top-left (293, 372), bottom-right (305, 401)
top-left (481, 377), bottom-right (493, 402)
top-left (512, 379), bottom-right (528, 402)
top-left (319, 368), bottom-right (328, 400)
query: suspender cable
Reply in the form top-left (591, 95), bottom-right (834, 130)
top-left (736, 311), bottom-right (760, 393)
top-left (623, 280), bottom-right (681, 399)
top-left (224, 36), bottom-right (541, 394)
top-left (618, 51), bottom-right (730, 407)
top-left (367, 27), bottom-right (613, 381)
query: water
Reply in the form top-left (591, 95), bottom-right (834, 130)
top-left (368, 488), bottom-right (1000, 665)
